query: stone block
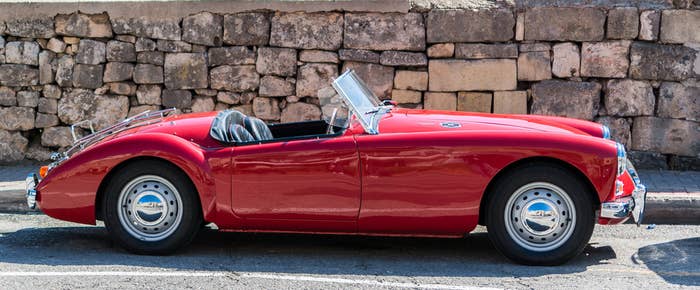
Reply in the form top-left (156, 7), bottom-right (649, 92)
top-left (41, 127), bottom-right (74, 148)
top-left (524, 7), bottom-right (605, 41)
top-left (660, 10), bottom-right (700, 43)
top-left (517, 51), bottom-right (552, 81)
top-left (379, 51), bottom-right (427, 66)
top-left (109, 82), bottom-right (137, 96)
top-left (345, 13), bottom-right (425, 51)
top-left (338, 49), bottom-right (379, 63)
top-left (271, 12), bottom-right (343, 50)
top-left (133, 64), bottom-right (163, 84)
top-left (493, 91), bottom-right (527, 114)
top-left (231, 104), bottom-right (253, 116)
top-left (281, 102), bottom-right (321, 123)
top-left (217, 91), bottom-right (241, 105)
top-left (55, 56), bottom-right (74, 87)
top-left (223, 13), bottom-right (270, 46)
top-left (256, 47), bottom-right (297, 76)
top-left (210, 65), bottom-right (259, 92)
top-left (639, 10), bottom-right (660, 41)
top-left (424, 92), bottom-right (457, 111)
top-left (115, 35), bottom-right (136, 43)
top-left (427, 43), bottom-right (454, 58)
top-left (55, 12), bottom-right (113, 38)
top-left (296, 63), bottom-right (338, 97)
top-left (191, 96), bottom-right (215, 113)
top-left (0, 87), bottom-right (16, 106)
top-left (519, 43), bottom-right (550, 52)
top-left (455, 43), bottom-right (518, 59)
top-left (531, 80), bottom-right (601, 120)
top-left (457, 92), bottom-right (491, 113)
top-left (111, 17), bottom-right (181, 40)
top-left (47, 38), bottom-right (66, 53)
top-left (162, 89), bottom-right (192, 109)
top-left (0, 64), bottom-right (39, 86)
top-left (182, 12), bottom-right (223, 46)
top-left (607, 7), bottom-right (639, 39)
top-left (43, 85), bottom-right (61, 99)
top-left (38, 97), bottom-right (58, 114)
top-left (128, 105), bottom-right (159, 117)
top-left (299, 50), bottom-right (339, 64)
top-left (57, 89), bottom-right (95, 125)
top-left (5, 17), bottom-right (55, 38)
top-left (605, 79), bottom-right (655, 116)
top-left (136, 85), bottom-right (162, 105)
top-left (135, 38), bottom-right (156, 52)
top-left (164, 53), bottom-right (208, 89)
top-left (391, 89), bottom-right (422, 104)
top-left (38, 50), bottom-right (55, 85)
top-left (72, 64), bottom-right (103, 89)
top-left (657, 81), bottom-right (699, 121)
top-left (17, 91), bottom-right (39, 107)
top-left (394, 70), bottom-right (428, 91)
top-left (0, 107), bottom-right (34, 130)
top-left (427, 9), bottom-right (514, 43)
top-left (106, 41), bottom-right (136, 62)
top-left (5, 41), bottom-right (39, 65)
top-left (259, 76), bottom-right (295, 97)
top-left (596, 116), bottom-right (632, 147)
top-left (76, 39), bottom-right (106, 65)
top-left (208, 46), bottom-right (255, 66)
top-left (552, 42), bottom-right (580, 78)
top-left (581, 41), bottom-right (631, 78)
top-left (341, 62), bottom-right (394, 99)
top-left (156, 40), bottom-right (191, 53)
top-left (629, 42), bottom-right (695, 81)
top-left (103, 62), bottom-right (134, 83)
top-left (137, 51), bottom-right (164, 65)
top-left (35, 113), bottom-right (59, 128)
top-left (0, 130), bottom-right (28, 163)
top-left (252, 97), bottom-right (281, 120)
top-left (632, 117), bottom-right (699, 156)
top-left (429, 59), bottom-right (517, 92)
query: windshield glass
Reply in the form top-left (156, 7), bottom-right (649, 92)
top-left (332, 70), bottom-right (383, 134)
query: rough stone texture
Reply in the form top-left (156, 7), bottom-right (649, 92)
top-left (581, 41), bottom-right (631, 78)
top-left (271, 12), bottom-right (343, 50)
top-left (164, 53), bottom-right (208, 89)
top-left (394, 70), bottom-right (428, 91)
top-left (252, 97), bottom-right (281, 120)
top-left (210, 65), bottom-right (259, 92)
top-left (627, 150), bottom-right (668, 170)
top-left (519, 43), bottom-right (550, 52)
top-left (259, 76), bottom-right (295, 97)
top-left (208, 46), bottom-right (255, 66)
top-left (281, 102), bottom-right (321, 123)
top-left (427, 43), bottom-right (454, 58)
top-left (657, 81), bottom-right (699, 121)
top-left (429, 59), bottom-right (517, 92)
top-left (523, 7), bottom-right (605, 41)
top-left (5, 17), bottom-right (55, 38)
top-left (55, 12), bottom-right (113, 38)
top-left (379, 51), bottom-right (427, 67)
top-left (190, 96), bottom-right (215, 113)
top-left (17, 91), bottom-right (39, 107)
top-left (607, 7), bottom-right (639, 40)
top-left (106, 41), bottom-right (136, 62)
top-left (338, 49), bottom-right (380, 63)
top-left (605, 79), bottom-right (655, 116)
top-left (75, 39), bottom-right (106, 65)
top-left (639, 10), bottom-right (661, 41)
top-left (109, 82), bottom-right (136, 96)
top-left (38, 97), bottom-right (58, 114)
top-left (43, 85), bottom-right (61, 99)
top-left (517, 51), bottom-right (552, 81)
top-left (531, 80), bottom-right (601, 120)
top-left (41, 127), bottom-right (73, 148)
top-left (55, 56), bottom-right (74, 87)
top-left (552, 42), bottom-right (580, 78)
top-left (256, 47), bottom-right (297, 76)
top-left (5, 41), bottom-right (40, 65)
top-left (57, 89), bottom-right (95, 125)
top-left (223, 13), bottom-right (270, 46)
top-left (111, 17), bottom-right (181, 40)
top-left (156, 40), bottom-right (192, 53)
top-left (72, 64), bottom-right (103, 89)
top-left (299, 50), bottom-right (338, 64)
top-left (182, 12), bottom-right (223, 46)
top-left (391, 89), bottom-right (422, 104)
top-left (103, 62), bottom-right (133, 83)
top-left (345, 13), bottom-right (425, 51)
top-left (296, 63), bottom-right (338, 98)
top-left (137, 51), bottom-right (164, 65)
top-left (135, 38), bottom-right (156, 52)
top-left (341, 61), bottom-right (394, 99)
top-left (427, 9), bottom-right (514, 43)
top-left (596, 116), bottom-right (632, 147)
top-left (629, 42), bottom-right (696, 81)
top-left (0, 64), bottom-right (38, 86)
top-left (493, 91), bottom-right (527, 114)
top-left (91, 95), bottom-right (129, 130)
top-left (0, 130), bottom-right (28, 163)
top-left (217, 91), bottom-right (241, 105)
top-left (455, 43), bottom-right (518, 59)
top-left (35, 112), bottom-right (59, 128)
top-left (136, 85), bottom-right (162, 105)
top-left (424, 92), bottom-right (457, 111)
top-left (0, 107), bottom-right (34, 130)
top-left (457, 92), bottom-right (491, 113)
top-left (0, 87), bottom-right (16, 106)
top-left (162, 89), bottom-right (192, 109)
top-left (38, 50), bottom-right (55, 84)
top-left (660, 10), bottom-right (700, 44)
top-left (46, 38), bottom-right (66, 53)
top-left (133, 64), bottom-right (163, 84)
top-left (632, 117), bottom-right (699, 156)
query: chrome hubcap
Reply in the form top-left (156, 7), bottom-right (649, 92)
top-left (117, 175), bottom-right (182, 242)
top-left (504, 182), bottom-right (576, 252)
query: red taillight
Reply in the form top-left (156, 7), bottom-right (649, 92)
top-left (39, 166), bottom-right (49, 178)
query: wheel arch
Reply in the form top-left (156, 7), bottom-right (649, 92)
top-left (478, 156), bottom-right (601, 225)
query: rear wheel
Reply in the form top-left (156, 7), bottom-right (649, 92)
top-left (103, 160), bottom-right (202, 255)
top-left (486, 163), bottom-right (595, 265)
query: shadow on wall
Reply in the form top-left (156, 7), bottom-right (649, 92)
top-left (635, 237), bottom-right (700, 287)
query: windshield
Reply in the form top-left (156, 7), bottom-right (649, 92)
top-left (332, 70), bottom-right (385, 134)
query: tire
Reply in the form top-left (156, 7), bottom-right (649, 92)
top-left (103, 159), bottom-right (202, 255)
top-left (485, 163), bottom-right (595, 265)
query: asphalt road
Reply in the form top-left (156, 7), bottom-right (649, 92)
top-left (0, 214), bottom-right (697, 289)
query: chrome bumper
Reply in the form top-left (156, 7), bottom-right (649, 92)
top-left (600, 184), bottom-right (647, 225)
top-left (25, 173), bottom-right (38, 209)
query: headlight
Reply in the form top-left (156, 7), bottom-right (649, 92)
top-left (602, 125), bottom-right (611, 140)
top-left (616, 143), bottom-right (627, 176)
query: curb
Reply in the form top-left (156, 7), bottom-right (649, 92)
top-left (0, 185), bottom-right (697, 224)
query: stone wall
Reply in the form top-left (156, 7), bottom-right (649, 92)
top-left (0, 1), bottom-right (698, 169)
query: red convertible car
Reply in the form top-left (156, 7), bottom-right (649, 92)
top-left (26, 70), bottom-right (645, 265)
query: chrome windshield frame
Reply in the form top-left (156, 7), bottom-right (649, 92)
top-left (332, 70), bottom-right (388, 135)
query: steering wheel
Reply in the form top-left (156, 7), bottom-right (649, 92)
top-left (326, 108), bottom-right (338, 135)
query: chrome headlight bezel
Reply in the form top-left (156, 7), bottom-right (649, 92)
top-left (616, 142), bottom-right (627, 176)
top-left (602, 125), bottom-right (611, 140)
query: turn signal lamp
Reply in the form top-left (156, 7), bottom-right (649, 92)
top-left (39, 166), bottom-right (49, 178)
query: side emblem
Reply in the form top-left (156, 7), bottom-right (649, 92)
top-left (440, 122), bottom-right (462, 128)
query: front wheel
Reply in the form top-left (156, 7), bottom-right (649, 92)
top-left (103, 160), bottom-right (202, 255)
top-left (486, 163), bottom-right (595, 265)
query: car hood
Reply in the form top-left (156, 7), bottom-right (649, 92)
top-left (377, 108), bottom-right (602, 137)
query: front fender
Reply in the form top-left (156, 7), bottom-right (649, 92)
top-left (37, 133), bottom-right (216, 225)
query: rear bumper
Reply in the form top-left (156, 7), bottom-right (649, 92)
top-left (600, 183), bottom-right (647, 225)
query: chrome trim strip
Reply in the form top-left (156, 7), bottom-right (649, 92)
top-left (25, 173), bottom-right (38, 209)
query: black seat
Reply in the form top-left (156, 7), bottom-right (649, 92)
top-left (244, 116), bottom-right (274, 141)
top-left (229, 124), bottom-right (255, 143)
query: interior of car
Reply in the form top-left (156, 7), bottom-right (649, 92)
top-left (209, 109), bottom-right (347, 145)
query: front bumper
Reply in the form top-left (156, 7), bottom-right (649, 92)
top-left (600, 183), bottom-right (647, 225)
top-left (25, 173), bottom-right (39, 209)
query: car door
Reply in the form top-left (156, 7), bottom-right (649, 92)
top-left (231, 135), bottom-right (361, 232)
